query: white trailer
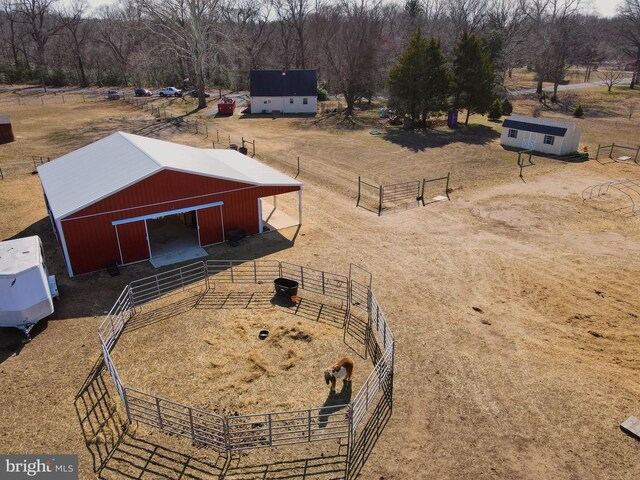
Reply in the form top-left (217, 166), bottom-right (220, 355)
top-left (0, 236), bottom-right (58, 339)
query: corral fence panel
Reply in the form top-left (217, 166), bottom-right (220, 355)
top-left (206, 259), bottom-right (281, 284)
top-left (98, 286), bottom-right (134, 351)
top-left (129, 262), bottom-right (207, 306)
top-left (352, 342), bottom-right (393, 431)
top-left (281, 262), bottom-right (348, 301)
top-left (101, 344), bottom-right (125, 405)
top-left (124, 387), bottom-right (227, 450)
top-left (227, 405), bottom-right (351, 451)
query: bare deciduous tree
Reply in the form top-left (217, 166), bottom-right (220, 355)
top-left (14, 0), bottom-right (63, 87)
top-left (139, 0), bottom-right (222, 109)
top-left (59, 0), bottom-right (89, 86)
top-left (597, 67), bottom-right (627, 92)
top-left (321, 0), bottom-right (383, 117)
top-left (618, 0), bottom-right (640, 89)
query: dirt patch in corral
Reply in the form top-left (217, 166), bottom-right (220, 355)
top-left (111, 288), bottom-right (367, 414)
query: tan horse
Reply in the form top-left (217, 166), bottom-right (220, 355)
top-left (324, 357), bottom-right (354, 391)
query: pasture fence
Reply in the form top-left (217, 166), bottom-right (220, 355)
top-left (0, 156), bottom-right (51, 180)
top-left (122, 94), bottom-right (256, 153)
top-left (0, 92), bottom-right (105, 106)
top-left (98, 259), bottom-right (394, 474)
top-left (595, 143), bottom-right (640, 164)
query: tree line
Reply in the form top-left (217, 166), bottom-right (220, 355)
top-left (0, 0), bottom-right (638, 112)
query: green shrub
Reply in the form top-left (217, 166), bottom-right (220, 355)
top-left (501, 97), bottom-right (513, 115)
top-left (317, 82), bottom-right (329, 101)
top-left (573, 104), bottom-right (584, 118)
top-left (487, 98), bottom-right (503, 120)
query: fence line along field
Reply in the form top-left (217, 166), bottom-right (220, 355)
top-left (0, 84), bottom-right (639, 479)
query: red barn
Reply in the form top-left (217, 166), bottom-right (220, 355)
top-left (38, 132), bottom-right (303, 277)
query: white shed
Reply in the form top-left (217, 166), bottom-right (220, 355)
top-left (501, 115), bottom-right (581, 156)
top-left (0, 236), bottom-right (58, 337)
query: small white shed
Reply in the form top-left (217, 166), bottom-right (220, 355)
top-left (501, 115), bottom-right (581, 156)
top-left (0, 236), bottom-right (57, 337)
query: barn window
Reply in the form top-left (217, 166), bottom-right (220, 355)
top-left (303, 98), bottom-right (308, 104)
top-left (508, 129), bottom-right (518, 138)
top-left (290, 98), bottom-right (294, 104)
top-left (263, 100), bottom-right (267, 104)
top-left (544, 135), bottom-right (555, 145)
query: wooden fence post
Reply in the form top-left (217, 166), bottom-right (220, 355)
top-left (445, 172), bottom-right (451, 200)
top-left (610, 143), bottom-right (615, 158)
top-left (296, 156), bottom-right (300, 176)
top-left (356, 176), bottom-right (361, 207)
top-left (378, 185), bottom-right (383, 216)
top-left (0, 167), bottom-right (3, 180)
top-left (596, 144), bottom-right (601, 160)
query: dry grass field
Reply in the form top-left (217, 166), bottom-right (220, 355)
top-left (0, 84), bottom-right (639, 479)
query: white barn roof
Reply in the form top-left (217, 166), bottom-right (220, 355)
top-left (38, 132), bottom-right (302, 219)
top-left (0, 236), bottom-right (42, 276)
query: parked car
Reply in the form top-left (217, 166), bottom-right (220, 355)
top-left (157, 87), bottom-right (183, 97)
top-left (134, 88), bottom-right (152, 97)
top-left (106, 89), bottom-right (121, 100)
top-left (189, 90), bottom-right (211, 98)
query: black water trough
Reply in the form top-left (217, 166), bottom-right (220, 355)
top-left (274, 277), bottom-right (299, 303)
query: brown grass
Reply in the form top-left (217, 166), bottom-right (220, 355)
top-left (0, 85), bottom-right (639, 478)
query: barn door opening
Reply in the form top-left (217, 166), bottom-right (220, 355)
top-left (146, 213), bottom-right (207, 268)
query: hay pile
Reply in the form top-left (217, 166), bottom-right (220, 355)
top-left (112, 300), bottom-right (365, 415)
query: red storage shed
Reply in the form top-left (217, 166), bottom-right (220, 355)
top-left (37, 132), bottom-right (303, 277)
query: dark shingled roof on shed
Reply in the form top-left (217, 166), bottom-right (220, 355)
top-left (250, 70), bottom-right (317, 97)
top-left (503, 119), bottom-right (568, 137)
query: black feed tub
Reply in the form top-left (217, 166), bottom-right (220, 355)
top-left (274, 277), bottom-right (299, 303)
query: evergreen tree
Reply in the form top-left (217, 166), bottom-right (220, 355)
top-left (421, 37), bottom-right (453, 120)
top-left (502, 97), bottom-right (513, 115)
top-left (487, 99), bottom-right (503, 120)
top-left (573, 104), bottom-right (584, 118)
top-left (388, 29), bottom-right (425, 122)
top-left (453, 31), bottom-right (495, 125)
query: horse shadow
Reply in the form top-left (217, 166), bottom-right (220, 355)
top-left (318, 381), bottom-right (352, 428)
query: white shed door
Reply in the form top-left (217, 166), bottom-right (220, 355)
top-left (522, 132), bottom-right (535, 150)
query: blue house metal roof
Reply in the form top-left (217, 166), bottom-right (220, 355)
top-left (250, 70), bottom-right (317, 97)
top-left (503, 119), bottom-right (567, 137)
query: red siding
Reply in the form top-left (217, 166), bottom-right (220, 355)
top-left (116, 221), bottom-right (149, 264)
top-left (198, 205), bottom-right (224, 246)
top-left (60, 169), bottom-right (299, 275)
